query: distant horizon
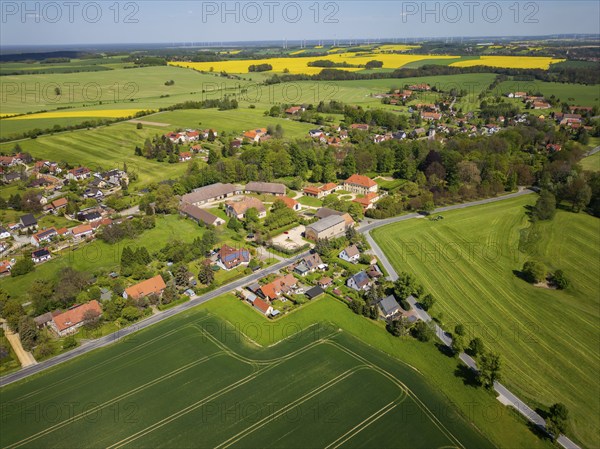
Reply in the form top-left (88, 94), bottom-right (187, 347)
top-left (1, 33), bottom-right (599, 55)
top-left (1, 1), bottom-right (599, 47)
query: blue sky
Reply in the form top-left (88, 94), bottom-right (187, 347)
top-left (1, 1), bottom-right (599, 46)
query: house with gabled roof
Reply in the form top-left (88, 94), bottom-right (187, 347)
top-left (245, 182), bottom-right (286, 196)
top-left (294, 253), bottom-right (326, 276)
top-left (342, 174), bottom-right (378, 195)
top-left (347, 271), bottom-right (371, 291)
top-left (31, 227), bottom-right (58, 247)
top-left (179, 202), bottom-right (225, 226)
top-left (225, 197), bottom-right (266, 219)
top-left (50, 300), bottom-right (102, 337)
top-left (217, 244), bottom-right (250, 270)
top-left (378, 295), bottom-right (401, 318)
top-left (259, 274), bottom-right (298, 300)
top-left (123, 275), bottom-right (166, 300)
top-left (253, 298), bottom-right (274, 316)
top-left (20, 214), bottom-right (38, 230)
top-left (32, 248), bottom-right (51, 263)
top-left (339, 245), bottom-right (360, 263)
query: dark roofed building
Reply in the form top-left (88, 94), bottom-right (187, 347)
top-left (378, 295), bottom-right (400, 318)
top-left (245, 181), bottom-right (286, 196)
top-left (179, 202), bottom-right (225, 226)
top-left (305, 286), bottom-right (325, 300)
top-left (181, 182), bottom-right (242, 206)
top-left (347, 271), bottom-right (371, 291)
top-left (20, 214), bottom-right (38, 229)
top-left (315, 207), bottom-right (344, 219)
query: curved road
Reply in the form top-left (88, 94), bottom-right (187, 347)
top-left (0, 188), bottom-right (534, 388)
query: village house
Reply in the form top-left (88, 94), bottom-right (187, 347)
top-left (50, 300), bottom-right (103, 337)
top-left (179, 202), bottom-right (225, 227)
top-left (342, 174), bottom-right (378, 195)
top-left (84, 188), bottom-right (104, 199)
top-left (378, 295), bottom-right (401, 318)
top-left (347, 271), bottom-right (371, 291)
top-left (546, 143), bottom-right (562, 152)
top-left (179, 152), bottom-right (192, 162)
top-left (32, 248), bottom-right (51, 263)
top-left (181, 182), bottom-right (243, 206)
top-left (285, 106), bottom-right (305, 115)
top-left (0, 155), bottom-right (19, 167)
top-left (243, 128), bottom-right (268, 143)
top-left (421, 111), bottom-right (442, 121)
top-left (303, 183), bottom-right (339, 199)
top-left (31, 227), bottom-right (58, 247)
top-left (318, 277), bottom-right (333, 288)
top-left (71, 223), bottom-right (94, 240)
top-left (349, 123), bottom-right (369, 131)
top-left (19, 214), bottom-right (38, 231)
top-left (100, 169), bottom-right (129, 186)
top-left (0, 260), bottom-right (12, 276)
top-left (308, 129), bottom-right (325, 139)
top-left (225, 197), bottom-right (267, 220)
top-left (278, 196), bottom-right (300, 211)
top-left (217, 244), bottom-right (251, 270)
top-left (66, 167), bottom-right (91, 181)
top-left (123, 275), bottom-right (167, 300)
top-left (259, 273), bottom-right (298, 300)
top-left (408, 83), bottom-right (431, 91)
top-left (48, 197), bottom-right (68, 214)
top-left (339, 245), bottom-right (360, 263)
top-left (353, 192), bottom-right (380, 210)
top-left (3, 172), bottom-right (21, 183)
top-left (293, 253), bottom-right (326, 277)
top-left (253, 297), bottom-right (274, 316)
top-left (0, 227), bottom-right (11, 239)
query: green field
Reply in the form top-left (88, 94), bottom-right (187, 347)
top-left (0, 70), bottom-right (497, 139)
top-left (496, 79), bottom-right (600, 107)
top-left (0, 308), bottom-right (497, 449)
top-left (581, 151), bottom-right (600, 171)
top-left (372, 195), bottom-right (600, 448)
top-left (0, 107), bottom-right (316, 184)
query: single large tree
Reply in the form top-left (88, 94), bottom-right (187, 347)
top-left (533, 190), bottom-right (556, 220)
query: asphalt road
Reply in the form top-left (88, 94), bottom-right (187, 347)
top-left (0, 188), bottom-right (535, 387)
top-left (0, 250), bottom-right (310, 387)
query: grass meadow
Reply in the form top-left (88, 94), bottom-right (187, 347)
top-left (372, 195), bottom-right (600, 448)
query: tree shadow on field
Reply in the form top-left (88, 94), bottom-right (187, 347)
top-left (512, 269), bottom-right (530, 283)
top-left (435, 342), bottom-right (454, 358)
top-left (454, 364), bottom-right (480, 387)
top-left (524, 204), bottom-right (536, 221)
top-left (526, 421), bottom-right (552, 441)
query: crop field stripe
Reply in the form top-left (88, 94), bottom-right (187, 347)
top-left (324, 400), bottom-right (398, 449)
top-left (326, 340), bottom-right (467, 449)
top-left (214, 365), bottom-right (375, 449)
top-left (105, 335), bottom-right (338, 449)
top-left (432, 223), bottom-right (592, 385)
top-left (6, 352), bottom-right (221, 449)
top-left (10, 323), bottom-right (192, 402)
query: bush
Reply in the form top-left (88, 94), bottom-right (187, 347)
top-left (522, 260), bottom-right (547, 284)
top-left (552, 270), bottom-right (569, 289)
top-left (411, 321), bottom-right (434, 342)
top-left (62, 335), bottom-right (78, 350)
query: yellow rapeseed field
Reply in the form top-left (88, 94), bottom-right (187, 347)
top-left (4, 109), bottom-right (149, 120)
top-left (451, 55), bottom-right (564, 69)
top-left (374, 44), bottom-right (420, 52)
top-left (289, 50), bottom-right (306, 55)
top-left (170, 53), bottom-right (457, 74)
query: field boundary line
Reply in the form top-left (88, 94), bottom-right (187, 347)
top-left (215, 365), bottom-right (370, 449)
top-left (326, 340), bottom-right (466, 449)
top-left (324, 400), bottom-right (398, 449)
top-left (105, 335), bottom-right (337, 449)
top-left (6, 352), bottom-right (222, 449)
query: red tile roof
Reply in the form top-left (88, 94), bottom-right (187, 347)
top-left (125, 275), bottom-right (166, 299)
top-left (52, 300), bottom-right (102, 333)
top-left (345, 174), bottom-right (377, 188)
top-left (253, 298), bottom-right (271, 314)
top-left (278, 196), bottom-right (298, 209)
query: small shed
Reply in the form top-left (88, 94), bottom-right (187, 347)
top-left (305, 286), bottom-right (325, 300)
